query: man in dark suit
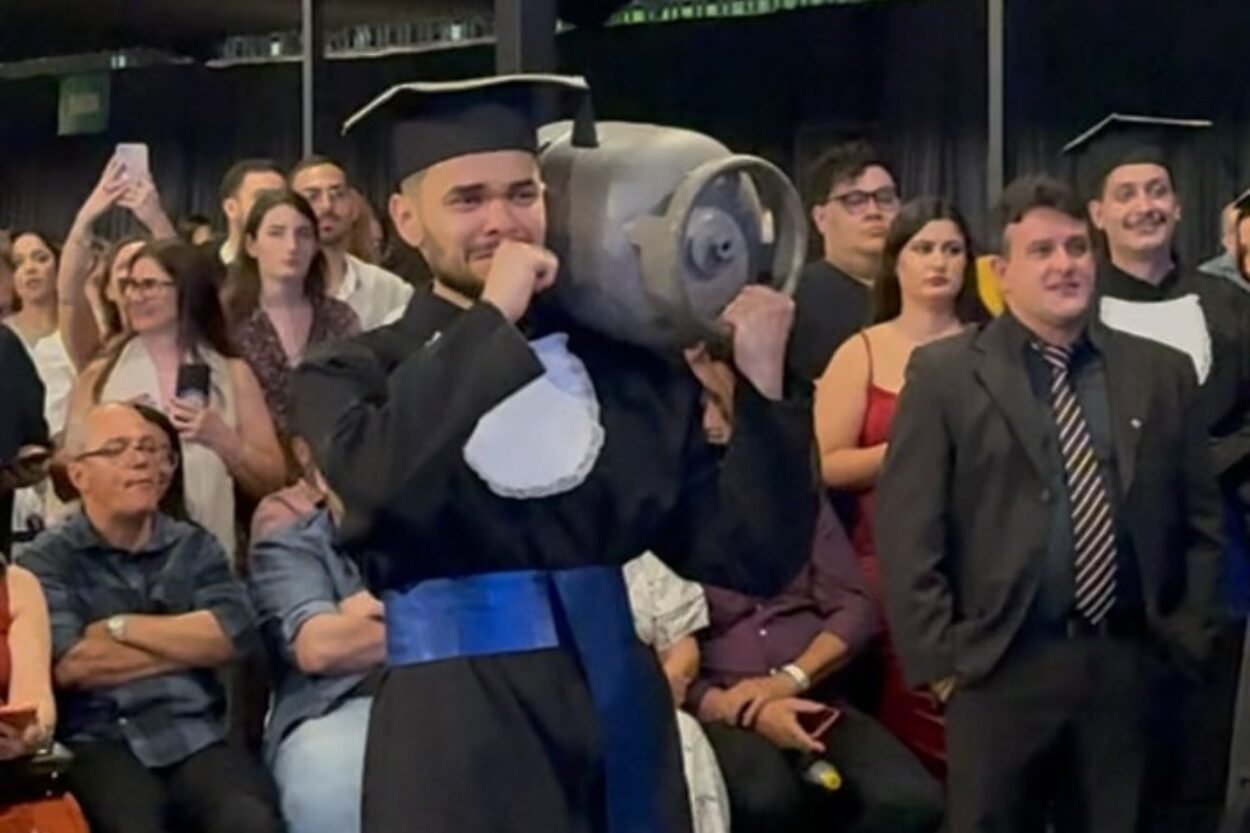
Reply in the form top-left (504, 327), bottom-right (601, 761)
top-left (876, 174), bottom-right (1225, 833)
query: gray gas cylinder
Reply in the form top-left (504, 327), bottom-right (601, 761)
top-left (539, 121), bottom-right (807, 354)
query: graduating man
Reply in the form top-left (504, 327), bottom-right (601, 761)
top-left (290, 75), bottom-right (819, 833)
top-left (1066, 115), bottom-right (1250, 829)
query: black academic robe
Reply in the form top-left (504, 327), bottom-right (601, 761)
top-left (1098, 262), bottom-right (1250, 483)
top-left (290, 287), bottom-right (818, 833)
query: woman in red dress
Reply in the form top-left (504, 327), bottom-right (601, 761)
top-left (814, 198), bottom-right (988, 777)
top-left (0, 561), bottom-right (90, 832)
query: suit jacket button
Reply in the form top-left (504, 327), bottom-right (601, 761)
top-left (1040, 488), bottom-right (1052, 503)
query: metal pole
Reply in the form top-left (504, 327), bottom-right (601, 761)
top-left (301, 0), bottom-right (325, 156)
top-left (987, 0), bottom-right (1005, 206)
top-left (495, 0), bottom-right (557, 74)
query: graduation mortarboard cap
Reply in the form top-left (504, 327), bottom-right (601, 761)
top-left (1062, 113), bottom-right (1213, 201)
top-left (1232, 185), bottom-right (1250, 213)
top-left (343, 74), bottom-right (598, 186)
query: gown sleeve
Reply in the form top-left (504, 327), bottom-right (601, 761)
top-left (651, 377), bottom-right (819, 598)
top-left (290, 303), bottom-right (543, 544)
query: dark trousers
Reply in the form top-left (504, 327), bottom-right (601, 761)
top-left (946, 635), bottom-right (1170, 833)
top-left (65, 740), bottom-right (285, 833)
top-left (703, 703), bottom-right (944, 833)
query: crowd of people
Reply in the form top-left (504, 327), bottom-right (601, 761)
top-left (0, 70), bottom-right (1247, 833)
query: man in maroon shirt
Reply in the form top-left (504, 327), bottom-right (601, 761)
top-left (684, 345), bottom-right (943, 833)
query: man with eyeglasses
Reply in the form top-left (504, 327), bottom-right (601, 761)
top-left (789, 141), bottom-right (901, 382)
top-left (290, 156), bottom-right (413, 330)
top-left (21, 402), bottom-right (283, 833)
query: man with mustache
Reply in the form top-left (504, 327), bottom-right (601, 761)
top-left (1068, 114), bottom-right (1250, 831)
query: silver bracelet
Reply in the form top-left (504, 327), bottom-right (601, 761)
top-left (778, 663), bottom-right (811, 693)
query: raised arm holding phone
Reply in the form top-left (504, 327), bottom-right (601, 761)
top-left (58, 148), bottom-right (177, 370)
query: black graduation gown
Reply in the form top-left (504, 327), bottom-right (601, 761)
top-left (1097, 261), bottom-right (1250, 482)
top-left (291, 288), bottom-right (818, 833)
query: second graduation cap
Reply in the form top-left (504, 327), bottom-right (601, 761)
top-left (343, 74), bottom-right (598, 186)
top-left (1062, 113), bottom-right (1213, 200)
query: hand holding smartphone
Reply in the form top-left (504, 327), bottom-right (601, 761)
top-left (114, 143), bottom-right (150, 185)
top-left (175, 363), bottom-right (211, 409)
top-left (796, 705), bottom-right (840, 741)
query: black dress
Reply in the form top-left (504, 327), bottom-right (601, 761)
top-left (291, 288), bottom-right (818, 833)
top-left (0, 326), bottom-right (49, 558)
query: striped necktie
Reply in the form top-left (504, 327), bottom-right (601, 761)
top-left (1035, 342), bottom-right (1118, 625)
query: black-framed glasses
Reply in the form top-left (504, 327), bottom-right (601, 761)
top-left (116, 278), bottom-right (175, 297)
top-left (76, 437), bottom-right (179, 468)
top-left (826, 186), bottom-right (900, 216)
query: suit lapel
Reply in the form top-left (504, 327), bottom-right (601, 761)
top-left (972, 318), bottom-right (1051, 483)
top-left (1095, 324), bottom-right (1148, 494)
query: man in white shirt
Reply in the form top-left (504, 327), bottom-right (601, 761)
top-left (291, 156), bottom-right (414, 330)
top-left (219, 159), bottom-right (286, 267)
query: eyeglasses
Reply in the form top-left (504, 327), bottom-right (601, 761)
top-left (76, 437), bottom-right (179, 468)
top-left (116, 278), bottom-right (175, 297)
top-left (826, 186), bottom-right (900, 216)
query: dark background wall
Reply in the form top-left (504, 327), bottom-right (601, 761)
top-left (1, 0), bottom-right (1247, 262)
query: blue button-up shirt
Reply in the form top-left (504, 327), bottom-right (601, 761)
top-left (21, 511), bottom-right (255, 768)
top-left (248, 502), bottom-right (372, 764)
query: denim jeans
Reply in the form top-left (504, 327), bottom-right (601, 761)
top-left (273, 696), bottom-right (372, 833)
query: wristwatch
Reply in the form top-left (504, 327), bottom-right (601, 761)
top-left (106, 615), bottom-right (128, 643)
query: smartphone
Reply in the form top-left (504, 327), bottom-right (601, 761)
top-left (0, 705), bottom-right (37, 732)
top-left (797, 705), bottom-right (841, 740)
top-left (175, 363), bottom-right (211, 407)
top-left (115, 142), bottom-right (150, 183)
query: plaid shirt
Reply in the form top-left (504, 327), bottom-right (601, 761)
top-left (21, 511), bottom-right (255, 767)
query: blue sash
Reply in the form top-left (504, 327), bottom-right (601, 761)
top-left (383, 567), bottom-right (670, 833)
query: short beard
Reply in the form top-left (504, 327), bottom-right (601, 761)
top-left (423, 236), bottom-right (484, 300)
top-left (437, 269), bottom-right (484, 301)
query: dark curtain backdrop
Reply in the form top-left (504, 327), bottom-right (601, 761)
top-left (0, 0), bottom-right (985, 245)
top-left (1, 0), bottom-right (1246, 264)
top-left (1007, 0), bottom-right (1250, 263)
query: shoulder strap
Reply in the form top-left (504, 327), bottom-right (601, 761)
top-left (859, 331), bottom-right (876, 388)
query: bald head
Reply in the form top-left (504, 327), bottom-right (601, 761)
top-left (68, 403), bottom-right (170, 523)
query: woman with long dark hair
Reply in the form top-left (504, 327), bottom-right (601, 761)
top-left (4, 231), bottom-right (76, 437)
top-left (65, 240), bottom-right (284, 564)
top-left (814, 197), bottom-right (988, 775)
top-left (223, 188), bottom-right (359, 434)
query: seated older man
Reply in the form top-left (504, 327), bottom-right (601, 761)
top-left (21, 403), bottom-right (283, 833)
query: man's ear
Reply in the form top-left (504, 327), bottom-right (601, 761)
top-left (1087, 198), bottom-right (1107, 232)
top-left (811, 203), bottom-right (827, 231)
top-left (66, 461), bottom-right (89, 497)
top-left (389, 191), bottom-right (425, 249)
